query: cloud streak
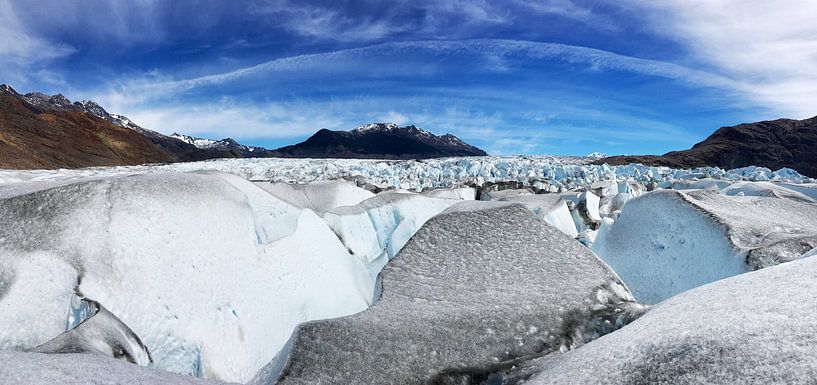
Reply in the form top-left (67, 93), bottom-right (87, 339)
top-left (631, 0), bottom-right (817, 118)
top-left (0, 0), bottom-right (76, 87)
top-left (131, 38), bottom-right (737, 97)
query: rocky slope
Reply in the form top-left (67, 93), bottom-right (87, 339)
top-left (596, 116), bottom-right (817, 177)
top-left (0, 85), bottom-right (278, 169)
top-left (0, 85), bottom-right (176, 169)
top-left (273, 123), bottom-right (487, 159)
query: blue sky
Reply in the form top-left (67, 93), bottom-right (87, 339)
top-left (2, 0), bottom-right (816, 155)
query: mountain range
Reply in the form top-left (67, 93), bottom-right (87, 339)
top-left (0, 85), bottom-right (486, 169)
top-left (2, 84), bottom-right (816, 177)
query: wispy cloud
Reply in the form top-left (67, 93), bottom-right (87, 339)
top-left (250, 0), bottom-right (617, 43)
top-left (513, 0), bottom-right (619, 33)
top-left (0, 0), bottom-right (76, 87)
top-left (251, 0), bottom-right (507, 42)
top-left (631, 0), bottom-right (817, 118)
top-left (125, 38), bottom-right (736, 98)
top-left (126, 100), bottom-right (340, 140)
top-left (251, 0), bottom-right (411, 42)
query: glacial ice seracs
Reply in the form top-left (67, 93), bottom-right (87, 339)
top-left (592, 188), bottom-right (817, 303)
top-left (0, 172), bottom-right (372, 382)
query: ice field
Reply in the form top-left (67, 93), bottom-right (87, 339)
top-left (1, 156), bottom-right (816, 384)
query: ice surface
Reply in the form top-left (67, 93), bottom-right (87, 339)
top-left (593, 189), bottom-right (817, 303)
top-left (590, 180), bottom-right (619, 197)
top-left (420, 186), bottom-right (476, 200)
top-left (670, 178), bottom-right (732, 190)
top-left (511, 255), bottom-right (817, 385)
top-left (0, 172), bottom-right (370, 382)
top-left (266, 202), bottom-right (639, 385)
top-left (720, 181), bottom-right (816, 203)
top-left (321, 192), bottom-right (459, 287)
top-left (253, 180), bottom-right (374, 215)
top-left (776, 182), bottom-right (817, 200)
top-left (599, 193), bottom-right (630, 220)
top-left (0, 351), bottom-right (226, 385)
top-left (498, 194), bottom-right (578, 237)
top-left (2, 156), bottom-right (817, 383)
top-left (560, 191), bottom-right (602, 234)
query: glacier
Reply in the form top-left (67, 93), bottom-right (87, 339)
top-left (2, 155), bottom-right (817, 384)
top-left (0, 156), bottom-right (811, 190)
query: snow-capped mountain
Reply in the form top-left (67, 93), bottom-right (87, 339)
top-left (170, 133), bottom-right (266, 155)
top-left (274, 122), bottom-right (487, 159)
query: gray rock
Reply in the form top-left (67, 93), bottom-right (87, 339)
top-left (480, 188), bottom-right (533, 201)
top-left (476, 181), bottom-right (526, 200)
top-left (265, 201), bottom-right (642, 385)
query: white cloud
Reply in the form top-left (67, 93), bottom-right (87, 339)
top-left (125, 101), bottom-right (341, 139)
top-left (513, 0), bottom-right (618, 32)
top-left (0, 0), bottom-right (76, 86)
top-left (129, 38), bottom-right (736, 98)
top-left (378, 111), bottom-right (409, 126)
top-left (420, 0), bottom-right (507, 26)
top-left (251, 0), bottom-right (411, 42)
top-left (632, 0), bottom-right (817, 118)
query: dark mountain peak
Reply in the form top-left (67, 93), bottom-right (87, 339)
top-left (274, 122), bottom-right (486, 159)
top-left (440, 133), bottom-right (466, 144)
top-left (596, 115), bottom-right (817, 177)
top-left (50, 94), bottom-right (72, 107)
top-left (75, 100), bottom-right (109, 118)
top-left (23, 92), bottom-right (77, 112)
top-left (0, 84), bottom-right (19, 96)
